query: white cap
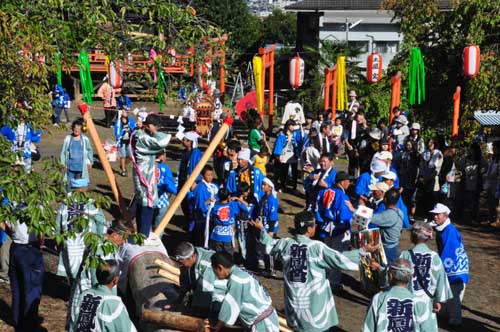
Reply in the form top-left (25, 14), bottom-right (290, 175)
top-left (411, 123), bottom-right (421, 130)
top-left (370, 159), bottom-right (387, 173)
top-left (395, 115), bottom-right (408, 125)
top-left (184, 131), bottom-right (199, 148)
top-left (378, 151), bottom-right (393, 161)
top-left (429, 203), bottom-right (451, 215)
top-left (137, 111), bottom-right (148, 123)
top-left (349, 90), bottom-right (357, 97)
top-left (263, 177), bottom-right (274, 189)
top-left (381, 171), bottom-right (397, 180)
top-left (368, 182), bottom-right (390, 192)
top-left (369, 128), bottom-right (382, 140)
top-left (237, 148), bottom-right (251, 162)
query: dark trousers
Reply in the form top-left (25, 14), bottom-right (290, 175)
top-left (9, 243), bottom-right (44, 332)
top-left (324, 233), bottom-right (349, 287)
top-left (53, 106), bottom-right (63, 124)
top-left (191, 220), bottom-right (206, 247)
top-left (275, 161), bottom-right (298, 191)
top-left (104, 107), bottom-right (116, 127)
top-left (209, 240), bottom-right (233, 256)
top-left (137, 205), bottom-right (155, 237)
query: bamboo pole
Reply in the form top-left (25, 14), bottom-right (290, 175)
top-left (158, 269), bottom-right (180, 286)
top-left (154, 123), bottom-right (230, 236)
top-left (142, 309), bottom-right (209, 332)
top-left (77, 104), bottom-right (133, 229)
top-left (155, 259), bottom-right (181, 276)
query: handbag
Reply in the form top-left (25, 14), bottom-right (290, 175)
top-left (30, 143), bottom-right (41, 161)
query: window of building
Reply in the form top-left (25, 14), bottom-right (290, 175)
top-left (373, 41), bottom-right (399, 54)
top-left (350, 41), bottom-right (369, 53)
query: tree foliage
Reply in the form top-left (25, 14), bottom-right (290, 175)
top-left (382, 0), bottom-right (500, 139)
top-left (0, 0), bottom-right (222, 258)
top-left (260, 9), bottom-right (296, 47)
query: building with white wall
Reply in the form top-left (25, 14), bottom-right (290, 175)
top-left (285, 0), bottom-right (450, 72)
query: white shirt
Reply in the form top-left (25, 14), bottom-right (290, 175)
top-left (183, 105), bottom-right (196, 122)
top-left (11, 222), bottom-right (37, 244)
top-left (282, 101), bottom-right (305, 124)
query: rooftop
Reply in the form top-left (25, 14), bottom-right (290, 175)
top-left (285, 0), bottom-right (451, 11)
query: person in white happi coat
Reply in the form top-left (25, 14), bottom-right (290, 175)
top-left (250, 211), bottom-right (378, 332)
top-left (363, 258), bottom-right (434, 332)
top-left (399, 221), bottom-right (453, 332)
top-left (56, 178), bottom-right (107, 282)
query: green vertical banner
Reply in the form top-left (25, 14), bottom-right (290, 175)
top-left (78, 50), bottom-right (94, 105)
top-left (155, 58), bottom-right (167, 112)
top-left (408, 48), bottom-right (426, 105)
top-left (55, 53), bottom-right (62, 86)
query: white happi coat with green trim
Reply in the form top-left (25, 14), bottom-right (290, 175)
top-left (218, 266), bottom-right (280, 332)
top-left (72, 284), bottom-right (137, 332)
top-left (400, 243), bottom-right (453, 332)
top-left (191, 247), bottom-right (227, 310)
top-left (363, 285), bottom-right (434, 332)
top-left (56, 200), bottom-right (107, 279)
top-left (259, 231), bottom-right (360, 332)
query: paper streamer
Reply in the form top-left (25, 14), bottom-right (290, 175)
top-left (336, 56), bottom-right (348, 111)
top-left (408, 48), bottom-right (426, 105)
top-left (253, 55), bottom-right (263, 115)
top-left (55, 53), bottom-right (62, 86)
top-left (78, 50), bottom-right (94, 105)
top-left (155, 58), bottom-right (167, 112)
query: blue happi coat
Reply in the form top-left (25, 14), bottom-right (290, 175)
top-left (253, 192), bottom-right (279, 234)
top-left (315, 187), bottom-right (352, 238)
top-left (435, 220), bottom-right (469, 284)
top-left (1, 124), bottom-right (41, 159)
top-left (225, 166), bottom-right (265, 202)
top-left (210, 201), bottom-right (248, 243)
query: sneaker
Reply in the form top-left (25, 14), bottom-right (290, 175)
top-left (257, 259), bottom-right (265, 270)
top-left (121, 171), bottom-right (128, 177)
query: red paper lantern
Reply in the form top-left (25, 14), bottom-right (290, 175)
top-left (463, 44), bottom-right (480, 78)
top-left (108, 60), bottom-right (123, 88)
top-left (289, 54), bottom-right (304, 89)
top-left (366, 52), bottom-right (383, 83)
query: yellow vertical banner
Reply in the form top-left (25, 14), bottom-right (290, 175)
top-left (253, 55), bottom-right (263, 114)
top-left (336, 56), bottom-right (347, 111)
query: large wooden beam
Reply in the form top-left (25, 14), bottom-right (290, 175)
top-left (154, 123), bottom-right (230, 236)
top-left (143, 309), bottom-right (209, 332)
top-left (77, 104), bottom-right (134, 230)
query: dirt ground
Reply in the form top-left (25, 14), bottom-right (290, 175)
top-left (0, 104), bottom-right (499, 332)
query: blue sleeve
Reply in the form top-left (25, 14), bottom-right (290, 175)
top-left (273, 134), bottom-right (285, 156)
top-left (189, 149), bottom-right (203, 182)
top-left (114, 121), bottom-right (120, 140)
top-left (164, 167), bottom-right (177, 195)
top-left (325, 170), bottom-right (337, 188)
top-left (225, 172), bottom-right (237, 195)
top-left (355, 174), bottom-right (370, 197)
top-left (193, 185), bottom-right (210, 215)
top-left (1, 126), bottom-right (15, 142)
top-left (129, 117), bottom-right (136, 132)
top-left (303, 171), bottom-right (314, 190)
top-left (269, 196), bottom-right (279, 222)
top-left (397, 198), bottom-right (410, 228)
top-left (29, 126), bottom-right (42, 143)
top-left (125, 96), bottom-right (132, 109)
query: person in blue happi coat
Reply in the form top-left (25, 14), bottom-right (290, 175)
top-left (304, 153), bottom-right (337, 210)
top-left (154, 149), bottom-right (177, 231)
top-left (431, 203), bottom-right (469, 327)
top-left (250, 177), bottom-right (279, 276)
top-left (355, 158), bottom-right (387, 205)
top-left (273, 120), bottom-right (302, 192)
top-left (178, 131), bottom-right (202, 224)
top-left (225, 148), bottom-right (264, 204)
top-left (377, 171), bottom-right (410, 229)
top-left (315, 171), bottom-right (355, 290)
top-left (192, 165), bottom-right (219, 247)
top-left (209, 188), bottom-right (249, 256)
top-left (1, 113), bottom-right (41, 174)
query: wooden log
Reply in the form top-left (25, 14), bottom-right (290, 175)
top-left (143, 309), bottom-right (209, 332)
top-left (155, 259), bottom-right (181, 276)
top-left (154, 123), bottom-right (230, 236)
top-left (277, 315), bottom-right (292, 332)
top-left (77, 103), bottom-right (134, 230)
top-left (158, 269), bottom-right (180, 286)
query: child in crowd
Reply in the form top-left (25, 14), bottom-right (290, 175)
top-left (154, 149), bottom-right (177, 231)
top-left (251, 146), bottom-right (269, 176)
top-left (192, 165), bottom-right (219, 247)
top-left (209, 188), bottom-right (249, 256)
top-left (252, 177), bottom-right (279, 276)
top-left (331, 117), bottom-right (343, 158)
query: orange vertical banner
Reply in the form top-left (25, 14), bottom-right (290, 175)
top-left (331, 68), bottom-right (337, 119)
top-left (324, 68), bottom-right (331, 111)
top-left (390, 71), bottom-right (402, 124)
top-left (452, 86), bottom-right (461, 137)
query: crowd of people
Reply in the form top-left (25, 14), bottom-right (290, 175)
top-left (0, 86), bottom-right (496, 332)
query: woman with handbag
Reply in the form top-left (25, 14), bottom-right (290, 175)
top-left (273, 120), bottom-right (300, 193)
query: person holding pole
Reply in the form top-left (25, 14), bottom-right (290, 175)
top-left (130, 114), bottom-right (171, 239)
